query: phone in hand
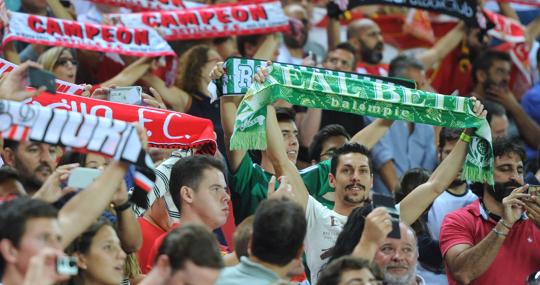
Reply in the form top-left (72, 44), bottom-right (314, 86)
top-left (108, 86), bottom-right (143, 105)
top-left (372, 194), bottom-right (401, 239)
top-left (28, 67), bottom-right (56, 94)
top-left (67, 167), bottom-right (102, 189)
top-left (529, 185), bottom-right (540, 197)
top-left (56, 256), bottom-right (78, 275)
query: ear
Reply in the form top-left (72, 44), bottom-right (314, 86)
top-left (0, 239), bottom-right (18, 264)
top-left (2, 147), bottom-right (16, 167)
top-left (180, 186), bottom-right (194, 204)
top-left (74, 252), bottom-right (87, 270)
top-left (295, 245), bottom-right (304, 259)
top-left (476, 69), bottom-right (487, 84)
top-left (328, 173), bottom-right (337, 189)
top-left (247, 237), bottom-right (253, 257)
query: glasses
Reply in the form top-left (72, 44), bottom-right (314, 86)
top-left (55, 58), bottom-right (78, 67)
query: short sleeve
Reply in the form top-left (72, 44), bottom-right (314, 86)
top-left (301, 160), bottom-right (331, 197)
top-left (439, 211), bottom-right (475, 258)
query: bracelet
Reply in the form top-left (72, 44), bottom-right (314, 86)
top-left (114, 201), bottom-right (132, 212)
top-left (459, 132), bottom-right (472, 143)
top-left (492, 228), bottom-right (508, 238)
top-left (499, 219), bottom-right (513, 230)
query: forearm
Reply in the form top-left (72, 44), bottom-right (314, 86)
top-left (221, 96), bottom-right (246, 172)
top-left (48, 0), bottom-right (74, 20)
top-left (417, 22), bottom-right (465, 69)
top-left (448, 224), bottom-right (508, 283)
top-left (497, 1), bottom-right (519, 21)
top-left (102, 58), bottom-right (151, 87)
top-left (253, 34), bottom-right (279, 60)
top-left (350, 119), bottom-right (393, 150)
top-left (379, 160), bottom-right (398, 193)
top-left (298, 108), bottom-right (322, 147)
top-left (58, 162), bottom-right (128, 248)
top-left (327, 18), bottom-right (341, 50)
top-left (526, 16), bottom-right (540, 48)
top-left (351, 236), bottom-right (380, 262)
top-left (117, 209), bottom-right (143, 253)
top-left (507, 103), bottom-right (540, 148)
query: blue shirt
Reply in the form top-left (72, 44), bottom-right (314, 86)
top-left (371, 121), bottom-right (437, 194)
top-left (215, 257), bottom-right (281, 285)
top-left (521, 83), bottom-right (540, 160)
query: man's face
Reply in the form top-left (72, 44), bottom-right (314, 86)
top-left (482, 60), bottom-right (511, 91)
top-left (10, 218), bottom-right (62, 276)
top-left (4, 142), bottom-right (58, 192)
top-left (466, 28), bottom-right (491, 54)
top-left (490, 115), bottom-right (509, 139)
top-left (329, 153), bottom-right (373, 206)
top-left (324, 49), bottom-right (355, 72)
top-left (279, 121), bottom-right (299, 163)
top-left (191, 168), bottom-right (230, 229)
top-left (338, 268), bottom-right (378, 285)
top-left (166, 261), bottom-right (220, 285)
top-left (374, 224), bottom-right (418, 285)
top-left (489, 152), bottom-right (524, 202)
top-left (284, 5), bottom-right (309, 49)
top-left (355, 25), bottom-right (384, 65)
top-left (318, 135), bottom-right (349, 162)
top-left (439, 139), bottom-right (465, 188)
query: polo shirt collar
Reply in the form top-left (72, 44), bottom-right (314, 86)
top-left (476, 199), bottom-right (528, 221)
top-left (238, 257), bottom-right (280, 280)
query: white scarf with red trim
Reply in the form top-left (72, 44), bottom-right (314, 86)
top-left (90, 0), bottom-right (204, 11)
top-left (106, 1), bottom-right (289, 41)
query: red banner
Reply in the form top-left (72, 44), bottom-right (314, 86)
top-left (107, 1), bottom-right (290, 41)
top-left (30, 92), bottom-right (217, 154)
top-left (90, 0), bottom-right (204, 11)
top-left (484, 8), bottom-right (526, 43)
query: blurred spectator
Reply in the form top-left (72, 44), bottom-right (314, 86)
top-left (347, 19), bottom-right (387, 76)
top-left (484, 100), bottom-right (509, 139)
top-left (521, 48), bottom-right (540, 162)
top-left (0, 167), bottom-right (26, 198)
top-left (278, 4), bottom-right (310, 65)
top-left (318, 256), bottom-right (384, 285)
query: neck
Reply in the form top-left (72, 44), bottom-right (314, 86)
top-left (483, 189), bottom-right (503, 217)
top-left (24, 6), bottom-right (47, 16)
top-left (249, 256), bottom-right (291, 279)
top-left (180, 208), bottom-right (206, 227)
top-left (260, 155), bottom-right (276, 175)
top-left (198, 81), bottom-right (211, 97)
top-left (2, 266), bottom-right (23, 285)
top-left (143, 211), bottom-right (169, 232)
top-left (471, 86), bottom-right (486, 100)
top-left (287, 47), bottom-right (304, 58)
top-left (447, 182), bottom-right (467, 196)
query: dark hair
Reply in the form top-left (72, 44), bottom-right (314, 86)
top-left (275, 107), bottom-right (296, 123)
top-left (438, 127), bottom-right (462, 150)
top-left (493, 136), bottom-right (526, 162)
top-left (318, 256), bottom-right (383, 285)
top-left (0, 167), bottom-right (21, 185)
top-left (330, 143), bottom-right (372, 176)
top-left (389, 54), bottom-right (425, 78)
top-left (177, 45), bottom-right (212, 96)
top-left (232, 215), bottom-right (254, 260)
top-left (309, 124), bottom-right (351, 162)
top-left (58, 151), bottom-right (86, 167)
top-left (70, 218), bottom-right (113, 255)
top-left (2, 139), bottom-right (19, 151)
top-left (0, 197), bottom-right (58, 276)
top-left (327, 205), bottom-right (373, 264)
top-left (326, 42), bottom-right (357, 67)
top-left (169, 155), bottom-right (225, 213)
top-left (396, 168), bottom-right (431, 203)
top-left (484, 100), bottom-right (506, 124)
top-left (472, 50), bottom-right (511, 84)
top-left (237, 34), bottom-right (265, 57)
top-left (251, 198), bottom-right (306, 266)
top-left (157, 224), bottom-right (223, 270)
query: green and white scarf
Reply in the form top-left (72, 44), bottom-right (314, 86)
top-left (230, 63), bottom-right (494, 185)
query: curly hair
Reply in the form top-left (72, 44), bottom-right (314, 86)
top-left (176, 45), bottom-right (212, 96)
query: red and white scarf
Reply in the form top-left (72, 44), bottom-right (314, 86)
top-left (107, 1), bottom-right (290, 41)
top-left (30, 92), bottom-right (217, 154)
top-left (0, 57), bottom-right (85, 95)
top-left (0, 99), bottom-right (155, 205)
top-left (90, 0), bottom-right (204, 11)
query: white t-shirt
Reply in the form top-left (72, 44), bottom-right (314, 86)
top-left (427, 189), bottom-right (477, 240)
top-left (304, 196), bottom-right (347, 284)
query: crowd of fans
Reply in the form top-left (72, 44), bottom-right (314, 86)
top-left (0, 0), bottom-right (539, 284)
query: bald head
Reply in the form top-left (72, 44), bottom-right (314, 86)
top-left (347, 19), bottom-right (379, 40)
top-left (285, 3), bottom-right (308, 19)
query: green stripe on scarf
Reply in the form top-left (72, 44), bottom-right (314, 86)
top-left (230, 64), bottom-right (494, 185)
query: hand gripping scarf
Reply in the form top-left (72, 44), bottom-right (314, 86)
top-left (0, 99), bottom-right (156, 208)
top-left (229, 63), bottom-right (494, 185)
top-left (106, 1), bottom-right (290, 41)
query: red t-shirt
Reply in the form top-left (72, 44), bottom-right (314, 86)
top-left (355, 62), bottom-right (389, 76)
top-left (137, 217), bottom-right (166, 274)
top-left (430, 45), bottom-right (473, 96)
top-left (440, 200), bottom-right (540, 285)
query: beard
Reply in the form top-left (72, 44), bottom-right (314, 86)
top-left (343, 183), bottom-right (369, 205)
top-left (14, 159), bottom-right (51, 194)
top-left (383, 262), bottom-right (416, 285)
top-left (284, 31), bottom-right (308, 49)
top-left (487, 180), bottom-right (522, 203)
top-left (360, 40), bottom-right (383, 64)
top-left (483, 78), bottom-right (509, 92)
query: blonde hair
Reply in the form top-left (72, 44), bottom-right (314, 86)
top-left (37, 47), bottom-right (69, 72)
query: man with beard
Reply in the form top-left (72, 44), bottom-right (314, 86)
top-left (470, 50), bottom-right (540, 152)
top-left (440, 137), bottom-right (540, 285)
top-left (374, 223), bottom-right (425, 285)
top-left (347, 19), bottom-right (388, 76)
top-left (277, 4), bottom-right (310, 65)
top-left (1, 140), bottom-right (58, 196)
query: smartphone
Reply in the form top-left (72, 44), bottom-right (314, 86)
top-left (56, 256), bottom-right (78, 275)
top-left (108, 86), bottom-right (143, 105)
top-left (67, 167), bottom-right (102, 189)
top-left (28, 67), bottom-right (56, 94)
top-left (372, 194), bottom-right (401, 239)
top-left (529, 185), bottom-right (540, 197)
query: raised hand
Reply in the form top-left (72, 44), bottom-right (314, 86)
top-left (267, 175), bottom-right (295, 201)
top-left (33, 163), bottom-right (79, 203)
top-left (502, 185), bottom-right (529, 226)
top-left (363, 207), bottom-right (393, 245)
top-left (0, 61), bottom-right (45, 101)
top-left (209, 62), bottom-right (226, 81)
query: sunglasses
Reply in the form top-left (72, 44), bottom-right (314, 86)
top-left (55, 58), bottom-right (78, 67)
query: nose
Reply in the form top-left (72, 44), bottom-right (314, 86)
top-left (222, 189), bottom-right (230, 203)
top-left (118, 248), bottom-right (127, 260)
